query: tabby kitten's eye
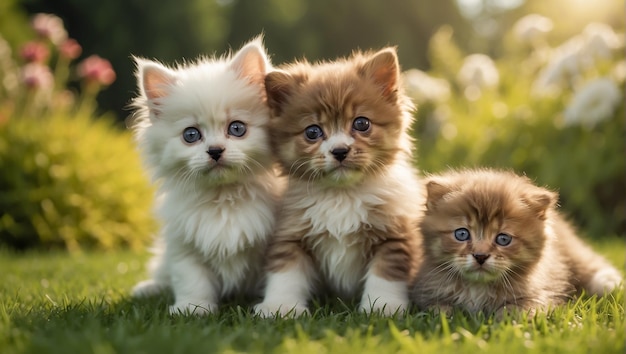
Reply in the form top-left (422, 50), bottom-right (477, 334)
top-left (228, 121), bottom-right (247, 137)
top-left (454, 228), bottom-right (471, 241)
top-left (304, 125), bottom-right (324, 141)
top-left (495, 233), bottom-right (512, 246)
top-left (182, 127), bottom-right (202, 143)
top-left (352, 116), bottom-right (371, 132)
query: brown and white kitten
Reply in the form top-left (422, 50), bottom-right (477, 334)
top-left (412, 169), bottom-right (622, 316)
top-left (254, 48), bottom-right (423, 317)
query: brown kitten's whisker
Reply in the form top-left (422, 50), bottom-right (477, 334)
top-left (288, 157), bottom-right (312, 177)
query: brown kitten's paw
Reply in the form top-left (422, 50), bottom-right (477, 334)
top-left (254, 302), bottom-right (309, 318)
top-left (360, 276), bottom-right (409, 316)
top-left (169, 301), bottom-right (217, 316)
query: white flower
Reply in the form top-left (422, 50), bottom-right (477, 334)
top-left (581, 22), bottom-right (623, 61)
top-left (563, 78), bottom-right (621, 128)
top-left (457, 54), bottom-right (499, 89)
top-left (514, 14), bottom-right (553, 44)
top-left (532, 36), bottom-right (585, 96)
top-left (403, 69), bottom-right (450, 103)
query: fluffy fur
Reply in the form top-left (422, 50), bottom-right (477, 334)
top-left (254, 48), bottom-right (424, 317)
top-left (129, 37), bottom-right (282, 315)
top-left (412, 169), bottom-right (622, 316)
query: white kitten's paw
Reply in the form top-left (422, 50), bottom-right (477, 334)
top-left (359, 297), bottom-right (408, 316)
top-left (132, 279), bottom-right (166, 298)
top-left (254, 302), bottom-right (309, 318)
top-left (169, 301), bottom-right (217, 316)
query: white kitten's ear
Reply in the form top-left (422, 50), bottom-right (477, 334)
top-left (525, 188), bottom-right (557, 220)
top-left (265, 70), bottom-right (298, 115)
top-left (135, 57), bottom-right (177, 117)
top-left (359, 47), bottom-right (399, 99)
top-left (230, 37), bottom-right (270, 88)
top-left (425, 180), bottom-right (450, 211)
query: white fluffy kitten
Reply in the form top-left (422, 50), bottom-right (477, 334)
top-left (130, 38), bottom-right (281, 315)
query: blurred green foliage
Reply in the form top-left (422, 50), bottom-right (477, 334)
top-left (16, 0), bottom-right (471, 120)
top-left (0, 14), bottom-right (156, 252)
top-left (0, 114), bottom-right (156, 251)
top-left (411, 21), bottom-right (625, 238)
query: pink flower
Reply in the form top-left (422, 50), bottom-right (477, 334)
top-left (21, 63), bottom-right (54, 90)
top-left (31, 13), bottom-right (68, 45)
top-left (59, 38), bottom-right (82, 60)
top-left (20, 41), bottom-right (50, 63)
top-left (77, 55), bottom-right (116, 86)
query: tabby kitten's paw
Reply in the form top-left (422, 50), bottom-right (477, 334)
top-left (254, 302), bottom-right (309, 318)
top-left (169, 301), bottom-right (217, 316)
top-left (588, 268), bottom-right (623, 296)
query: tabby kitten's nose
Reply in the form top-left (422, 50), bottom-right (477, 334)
top-left (331, 147), bottom-right (350, 162)
top-left (207, 146), bottom-right (225, 161)
top-left (473, 254), bottom-right (490, 265)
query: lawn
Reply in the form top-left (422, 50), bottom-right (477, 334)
top-left (1, 238), bottom-right (624, 354)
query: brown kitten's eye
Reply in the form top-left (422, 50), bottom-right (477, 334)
top-left (352, 116), bottom-right (371, 132)
top-left (182, 127), bottom-right (202, 143)
top-left (228, 121), bottom-right (247, 137)
top-left (495, 233), bottom-right (512, 246)
top-left (454, 228), bottom-right (471, 241)
top-left (304, 125), bottom-right (324, 141)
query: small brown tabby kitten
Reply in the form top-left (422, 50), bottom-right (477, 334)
top-left (254, 48), bottom-right (423, 317)
top-left (412, 169), bottom-right (622, 316)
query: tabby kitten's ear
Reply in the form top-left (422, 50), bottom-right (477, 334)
top-left (425, 179), bottom-right (451, 211)
top-left (230, 36), bottom-right (269, 88)
top-left (359, 47), bottom-right (399, 100)
top-left (135, 58), bottom-right (178, 117)
top-left (524, 188), bottom-right (557, 220)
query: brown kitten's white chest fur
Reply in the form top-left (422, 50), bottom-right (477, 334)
top-left (412, 169), bottom-right (622, 315)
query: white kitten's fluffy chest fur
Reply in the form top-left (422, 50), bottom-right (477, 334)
top-left (289, 163), bottom-right (421, 297)
top-left (159, 176), bottom-right (277, 294)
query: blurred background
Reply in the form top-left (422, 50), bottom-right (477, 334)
top-left (0, 0), bottom-right (623, 252)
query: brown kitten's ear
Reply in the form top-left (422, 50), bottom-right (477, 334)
top-left (265, 70), bottom-right (297, 115)
top-left (525, 188), bottom-right (557, 220)
top-left (425, 180), bottom-right (451, 210)
top-left (230, 36), bottom-right (270, 88)
top-left (359, 48), bottom-right (399, 99)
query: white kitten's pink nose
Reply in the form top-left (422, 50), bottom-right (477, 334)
top-left (207, 146), bottom-right (225, 161)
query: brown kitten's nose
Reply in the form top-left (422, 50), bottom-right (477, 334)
top-left (331, 147), bottom-right (350, 162)
top-left (473, 254), bottom-right (490, 265)
top-left (207, 146), bottom-right (225, 161)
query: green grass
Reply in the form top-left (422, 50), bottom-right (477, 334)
top-left (1, 238), bottom-right (624, 354)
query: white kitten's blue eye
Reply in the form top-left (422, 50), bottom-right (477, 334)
top-left (454, 228), bottom-right (471, 241)
top-left (495, 233), bottom-right (512, 246)
top-left (352, 116), bottom-right (371, 132)
top-left (304, 125), bottom-right (324, 141)
top-left (228, 121), bottom-right (247, 137)
top-left (182, 127), bottom-right (202, 143)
